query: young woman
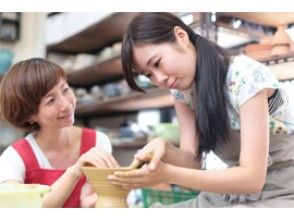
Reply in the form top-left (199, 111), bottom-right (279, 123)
top-left (109, 12), bottom-right (294, 207)
top-left (0, 58), bottom-right (119, 208)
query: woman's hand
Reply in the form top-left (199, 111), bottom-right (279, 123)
top-left (108, 160), bottom-right (171, 189)
top-left (80, 182), bottom-right (97, 208)
top-left (70, 147), bottom-right (120, 178)
top-left (108, 137), bottom-right (172, 189)
top-left (129, 137), bottom-right (168, 170)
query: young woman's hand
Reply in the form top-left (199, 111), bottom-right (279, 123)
top-left (129, 137), bottom-right (168, 170)
top-left (108, 160), bottom-right (171, 189)
top-left (107, 137), bottom-right (172, 189)
top-left (70, 147), bottom-right (120, 178)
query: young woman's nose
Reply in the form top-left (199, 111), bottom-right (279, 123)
top-left (154, 70), bottom-right (168, 83)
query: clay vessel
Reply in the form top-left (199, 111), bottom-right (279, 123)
top-left (82, 166), bottom-right (135, 208)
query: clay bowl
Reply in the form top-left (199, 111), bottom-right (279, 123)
top-left (82, 166), bottom-right (135, 208)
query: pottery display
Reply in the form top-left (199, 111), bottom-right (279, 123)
top-left (82, 167), bottom-right (135, 208)
top-left (0, 183), bottom-right (50, 207)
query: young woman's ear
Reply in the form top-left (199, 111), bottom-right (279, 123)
top-left (173, 26), bottom-right (189, 47)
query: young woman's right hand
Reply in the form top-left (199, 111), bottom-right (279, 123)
top-left (70, 147), bottom-right (120, 178)
top-left (129, 137), bottom-right (168, 171)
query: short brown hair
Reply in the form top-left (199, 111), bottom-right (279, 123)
top-left (0, 58), bottom-right (66, 131)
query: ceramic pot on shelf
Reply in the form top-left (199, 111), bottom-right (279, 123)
top-left (271, 25), bottom-right (292, 56)
top-left (82, 167), bottom-right (135, 208)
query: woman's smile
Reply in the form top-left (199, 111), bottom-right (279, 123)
top-left (168, 79), bottom-right (178, 89)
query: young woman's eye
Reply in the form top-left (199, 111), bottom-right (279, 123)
top-left (143, 72), bottom-right (152, 78)
top-left (154, 58), bottom-right (161, 68)
top-left (140, 72), bottom-right (152, 78)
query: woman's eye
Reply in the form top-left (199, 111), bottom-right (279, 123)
top-left (154, 58), bottom-right (161, 68)
top-left (144, 73), bottom-right (152, 78)
top-left (47, 98), bottom-right (54, 105)
top-left (63, 87), bottom-right (70, 93)
top-left (140, 72), bottom-right (152, 78)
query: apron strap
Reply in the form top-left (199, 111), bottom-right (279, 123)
top-left (80, 128), bottom-right (96, 155)
top-left (12, 138), bottom-right (40, 170)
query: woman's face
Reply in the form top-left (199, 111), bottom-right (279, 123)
top-left (132, 27), bottom-right (196, 90)
top-left (30, 78), bottom-right (76, 130)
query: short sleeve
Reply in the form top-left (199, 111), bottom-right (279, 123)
top-left (170, 89), bottom-right (186, 103)
top-left (95, 131), bottom-right (112, 153)
top-left (228, 56), bottom-right (280, 109)
top-left (0, 146), bottom-right (25, 183)
top-left (170, 84), bottom-right (197, 111)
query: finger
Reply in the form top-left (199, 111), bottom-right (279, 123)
top-left (96, 151), bottom-right (115, 168)
top-left (128, 158), bottom-right (145, 169)
top-left (85, 156), bottom-right (108, 168)
top-left (148, 153), bottom-right (162, 170)
top-left (80, 150), bottom-right (107, 167)
top-left (113, 177), bottom-right (147, 189)
top-left (135, 150), bottom-right (153, 161)
top-left (110, 181), bottom-right (132, 190)
top-left (110, 181), bottom-right (124, 187)
top-left (109, 176), bottom-right (146, 189)
top-left (105, 154), bottom-right (120, 168)
top-left (114, 169), bottom-right (146, 178)
top-left (94, 149), bottom-right (120, 168)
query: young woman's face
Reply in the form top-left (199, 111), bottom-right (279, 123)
top-left (31, 78), bottom-right (76, 130)
top-left (132, 27), bottom-right (196, 90)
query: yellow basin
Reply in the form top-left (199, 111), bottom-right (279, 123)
top-left (0, 183), bottom-right (50, 207)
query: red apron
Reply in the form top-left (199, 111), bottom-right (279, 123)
top-left (12, 128), bottom-right (96, 208)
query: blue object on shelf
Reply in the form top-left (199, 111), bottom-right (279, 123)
top-left (0, 48), bottom-right (13, 75)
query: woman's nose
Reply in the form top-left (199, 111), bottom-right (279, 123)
top-left (154, 71), bottom-right (168, 83)
top-left (59, 96), bottom-right (71, 111)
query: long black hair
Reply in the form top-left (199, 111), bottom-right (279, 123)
top-left (121, 12), bottom-right (231, 157)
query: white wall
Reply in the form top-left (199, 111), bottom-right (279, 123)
top-left (1, 13), bottom-right (47, 63)
top-left (46, 12), bottom-right (110, 45)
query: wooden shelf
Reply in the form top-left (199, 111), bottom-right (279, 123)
top-left (259, 53), bottom-right (294, 81)
top-left (67, 56), bottom-right (123, 87)
top-left (258, 52), bottom-right (294, 64)
top-left (75, 88), bottom-right (174, 117)
top-left (220, 13), bottom-right (294, 27)
top-left (47, 12), bottom-right (138, 54)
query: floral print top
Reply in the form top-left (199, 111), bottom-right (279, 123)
top-left (170, 55), bottom-right (294, 135)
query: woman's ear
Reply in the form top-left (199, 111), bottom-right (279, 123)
top-left (27, 115), bottom-right (36, 124)
top-left (173, 26), bottom-right (189, 47)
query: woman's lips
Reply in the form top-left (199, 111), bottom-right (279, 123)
top-left (58, 114), bottom-right (72, 120)
top-left (169, 80), bottom-right (177, 89)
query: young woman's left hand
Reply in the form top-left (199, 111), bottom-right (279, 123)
top-left (108, 160), bottom-right (171, 189)
top-left (80, 182), bottom-right (97, 208)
